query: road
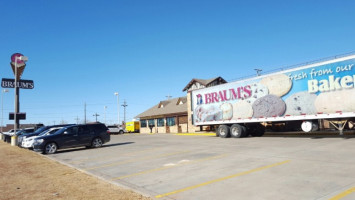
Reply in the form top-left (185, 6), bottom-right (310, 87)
top-left (47, 132), bottom-right (355, 200)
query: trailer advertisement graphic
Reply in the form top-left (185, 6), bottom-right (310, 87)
top-left (192, 57), bottom-right (355, 125)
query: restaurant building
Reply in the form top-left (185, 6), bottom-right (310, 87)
top-left (136, 97), bottom-right (189, 133)
top-left (136, 77), bottom-right (227, 133)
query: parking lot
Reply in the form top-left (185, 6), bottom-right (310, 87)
top-left (47, 133), bottom-right (355, 200)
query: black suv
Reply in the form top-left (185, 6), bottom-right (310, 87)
top-left (33, 123), bottom-right (110, 154)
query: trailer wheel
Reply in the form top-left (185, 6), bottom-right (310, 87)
top-left (248, 124), bottom-right (265, 137)
top-left (301, 121), bottom-right (318, 132)
top-left (218, 125), bottom-right (230, 138)
top-left (241, 125), bottom-right (248, 137)
top-left (230, 124), bottom-right (245, 138)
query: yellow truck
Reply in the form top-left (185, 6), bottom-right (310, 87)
top-left (125, 121), bottom-right (140, 133)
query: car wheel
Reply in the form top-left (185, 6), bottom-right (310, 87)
top-left (119, 130), bottom-right (124, 134)
top-left (44, 142), bottom-right (57, 154)
top-left (91, 137), bottom-right (103, 148)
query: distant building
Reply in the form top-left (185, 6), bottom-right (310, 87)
top-left (136, 97), bottom-right (188, 133)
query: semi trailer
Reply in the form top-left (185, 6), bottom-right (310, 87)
top-left (191, 54), bottom-right (355, 137)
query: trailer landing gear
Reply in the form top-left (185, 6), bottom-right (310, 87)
top-left (329, 120), bottom-right (348, 136)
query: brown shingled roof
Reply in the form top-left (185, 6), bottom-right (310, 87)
top-left (136, 96), bottom-right (187, 119)
top-left (182, 77), bottom-right (227, 91)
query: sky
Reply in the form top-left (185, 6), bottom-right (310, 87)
top-left (0, 0), bottom-right (354, 126)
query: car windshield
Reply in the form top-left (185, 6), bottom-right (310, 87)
top-left (33, 126), bottom-right (48, 134)
top-left (39, 127), bottom-right (63, 136)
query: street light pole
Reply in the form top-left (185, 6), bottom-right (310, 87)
top-left (114, 92), bottom-right (119, 126)
top-left (104, 106), bottom-right (107, 124)
top-left (1, 89), bottom-right (9, 133)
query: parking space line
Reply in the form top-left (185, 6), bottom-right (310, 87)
top-left (112, 154), bottom-right (228, 180)
top-left (329, 187), bottom-right (355, 200)
top-left (84, 150), bottom-right (191, 171)
top-left (68, 147), bottom-right (162, 164)
top-left (155, 160), bottom-right (291, 199)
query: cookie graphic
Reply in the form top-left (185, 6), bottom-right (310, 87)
top-left (220, 103), bottom-right (233, 120)
top-left (315, 88), bottom-right (355, 113)
top-left (195, 105), bottom-right (223, 122)
top-left (245, 82), bottom-right (269, 104)
top-left (232, 100), bottom-right (253, 119)
top-left (252, 95), bottom-right (286, 118)
top-left (260, 74), bottom-right (292, 97)
top-left (285, 91), bottom-right (317, 116)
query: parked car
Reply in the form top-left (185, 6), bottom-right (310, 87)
top-left (107, 125), bottom-right (126, 134)
top-left (16, 128), bottom-right (35, 146)
top-left (33, 123), bottom-right (110, 154)
top-left (21, 127), bottom-right (63, 149)
top-left (2, 129), bottom-right (23, 143)
top-left (18, 124), bottom-right (75, 146)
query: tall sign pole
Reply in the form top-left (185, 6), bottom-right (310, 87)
top-left (10, 53), bottom-right (28, 146)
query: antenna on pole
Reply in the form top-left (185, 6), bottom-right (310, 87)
top-left (254, 69), bottom-right (262, 76)
top-left (166, 94), bottom-right (172, 100)
top-left (121, 100), bottom-right (128, 125)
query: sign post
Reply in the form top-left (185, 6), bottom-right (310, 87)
top-left (10, 53), bottom-right (28, 146)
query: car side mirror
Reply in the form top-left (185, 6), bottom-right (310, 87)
top-left (63, 131), bottom-right (69, 135)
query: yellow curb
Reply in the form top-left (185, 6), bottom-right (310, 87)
top-left (174, 133), bottom-right (216, 136)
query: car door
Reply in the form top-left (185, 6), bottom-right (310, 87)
top-left (78, 125), bottom-right (92, 146)
top-left (59, 126), bottom-right (80, 148)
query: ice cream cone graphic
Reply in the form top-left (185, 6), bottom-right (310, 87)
top-left (11, 63), bottom-right (26, 80)
top-left (10, 53), bottom-right (27, 80)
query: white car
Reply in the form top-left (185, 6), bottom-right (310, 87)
top-left (107, 125), bottom-right (126, 134)
top-left (22, 127), bottom-right (62, 148)
top-left (2, 129), bottom-right (20, 136)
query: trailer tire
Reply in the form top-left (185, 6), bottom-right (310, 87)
top-left (230, 124), bottom-right (245, 138)
top-left (248, 124), bottom-right (265, 137)
top-left (241, 125), bottom-right (248, 137)
top-left (301, 121), bottom-right (318, 132)
top-left (218, 125), bottom-right (230, 138)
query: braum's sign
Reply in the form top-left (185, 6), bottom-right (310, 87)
top-left (1, 78), bottom-right (34, 89)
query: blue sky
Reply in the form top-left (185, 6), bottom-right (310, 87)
top-left (0, 0), bottom-right (354, 126)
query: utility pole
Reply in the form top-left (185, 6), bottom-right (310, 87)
top-left (121, 100), bottom-right (128, 125)
top-left (84, 102), bottom-right (87, 124)
top-left (254, 69), bottom-right (262, 76)
top-left (93, 113), bottom-right (100, 122)
top-left (166, 94), bottom-right (172, 100)
top-left (75, 116), bottom-right (80, 124)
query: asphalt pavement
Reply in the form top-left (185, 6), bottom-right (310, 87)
top-left (47, 132), bottom-right (355, 200)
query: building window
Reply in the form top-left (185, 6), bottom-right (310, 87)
top-left (157, 118), bottom-right (164, 127)
top-left (140, 120), bottom-right (147, 128)
top-left (148, 119), bottom-right (155, 126)
top-left (166, 117), bottom-right (175, 126)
